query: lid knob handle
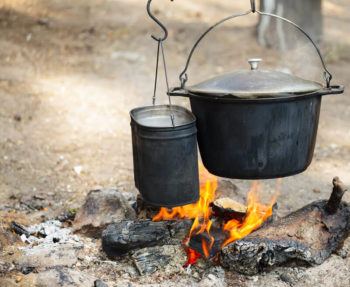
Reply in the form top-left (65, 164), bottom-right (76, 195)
top-left (248, 58), bottom-right (262, 70)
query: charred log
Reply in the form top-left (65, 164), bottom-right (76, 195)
top-left (102, 220), bottom-right (192, 258)
top-left (221, 177), bottom-right (350, 275)
top-left (326, 177), bottom-right (348, 214)
top-left (131, 245), bottom-right (185, 275)
top-left (132, 246), bottom-right (172, 275)
top-left (10, 221), bottom-right (30, 237)
top-left (188, 226), bottom-right (227, 259)
top-left (189, 203), bottom-right (278, 258)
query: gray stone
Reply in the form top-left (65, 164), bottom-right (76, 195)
top-left (16, 243), bottom-right (80, 269)
top-left (94, 279), bottom-right (109, 287)
top-left (199, 266), bottom-right (227, 287)
top-left (74, 189), bottom-right (136, 238)
top-left (20, 267), bottom-right (96, 287)
top-left (0, 226), bottom-right (19, 250)
top-left (14, 220), bottom-right (83, 270)
top-left (0, 260), bottom-right (14, 275)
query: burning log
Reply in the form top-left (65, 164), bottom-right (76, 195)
top-left (188, 226), bottom-right (226, 259)
top-left (188, 202), bottom-right (279, 259)
top-left (102, 220), bottom-right (192, 258)
top-left (221, 177), bottom-right (350, 275)
top-left (211, 198), bottom-right (247, 222)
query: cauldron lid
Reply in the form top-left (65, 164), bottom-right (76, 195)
top-left (187, 59), bottom-right (323, 98)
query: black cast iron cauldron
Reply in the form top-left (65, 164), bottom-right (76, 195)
top-left (130, 105), bottom-right (199, 207)
top-left (169, 9), bottom-right (345, 179)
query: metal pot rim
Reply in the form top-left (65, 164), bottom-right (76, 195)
top-left (130, 105), bottom-right (196, 130)
top-left (169, 85), bottom-right (344, 104)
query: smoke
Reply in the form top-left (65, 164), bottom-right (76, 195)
top-left (278, 33), bottom-right (324, 84)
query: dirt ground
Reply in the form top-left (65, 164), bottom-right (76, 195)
top-left (0, 0), bottom-right (349, 286)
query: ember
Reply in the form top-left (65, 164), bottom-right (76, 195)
top-left (153, 163), bottom-right (278, 265)
top-left (183, 247), bottom-right (201, 268)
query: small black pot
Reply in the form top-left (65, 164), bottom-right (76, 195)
top-left (130, 105), bottom-right (199, 207)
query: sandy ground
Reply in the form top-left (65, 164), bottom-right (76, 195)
top-left (0, 0), bottom-right (349, 213)
top-left (0, 0), bottom-right (349, 286)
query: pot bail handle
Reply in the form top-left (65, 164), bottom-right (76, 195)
top-left (178, 2), bottom-right (333, 89)
top-left (179, 10), bottom-right (252, 88)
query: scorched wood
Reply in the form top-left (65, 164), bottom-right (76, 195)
top-left (221, 177), bottom-right (350, 275)
top-left (102, 220), bottom-right (191, 258)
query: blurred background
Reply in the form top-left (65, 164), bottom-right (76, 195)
top-left (0, 0), bottom-right (349, 219)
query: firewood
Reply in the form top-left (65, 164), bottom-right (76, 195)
top-left (211, 198), bottom-right (247, 221)
top-left (189, 203), bottom-right (279, 258)
top-left (221, 177), bottom-right (350, 275)
top-left (188, 226), bottom-right (227, 259)
top-left (102, 220), bottom-right (192, 258)
top-left (132, 246), bottom-right (172, 275)
top-left (326, 177), bottom-right (348, 214)
top-left (131, 245), bottom-right (184, 275)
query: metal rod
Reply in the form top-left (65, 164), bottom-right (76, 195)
top-left (152, 40), bottom-right (161, 106)
top-left (160, 41), bottom-right (175, 127)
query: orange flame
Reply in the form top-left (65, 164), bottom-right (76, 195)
top-left (153, 164), bottom-right (217, 228)
top-left (153, 164), bottom-right (217, 261)
top-left (222, 181), bottom-right (278, 247)
top-left (153, 162), bottom-right (279, 263)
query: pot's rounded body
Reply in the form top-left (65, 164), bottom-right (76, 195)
top-left (190, 96), bottom-right (322, 179)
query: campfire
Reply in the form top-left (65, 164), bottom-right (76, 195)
top-left (101, 175), bottom-right (349, 275)
top-left (152, 164), bottom-right (277, 266)
top-left (102, 0), bottom-right (349, 278)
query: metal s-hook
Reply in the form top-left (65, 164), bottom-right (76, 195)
top-left (147, 0), bottom-right (172, 41)
top-left (250, 0), bottom-right (256, 13)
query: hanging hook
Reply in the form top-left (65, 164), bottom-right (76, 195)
top-left (250, 0), bottom-right (256, 13)
top-left (147, 0), bottom-right (172, 41)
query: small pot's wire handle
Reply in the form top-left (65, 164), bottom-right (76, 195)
top-left (147, 0), bottom-right (175, 127)
top-left (178, 1), bottom-right (333, 89)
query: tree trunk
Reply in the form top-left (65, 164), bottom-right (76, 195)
top-left (257, 0), bottom-right (323, 50)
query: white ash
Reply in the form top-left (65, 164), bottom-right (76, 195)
top-left (20, 220), bottom-right (81, 247)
